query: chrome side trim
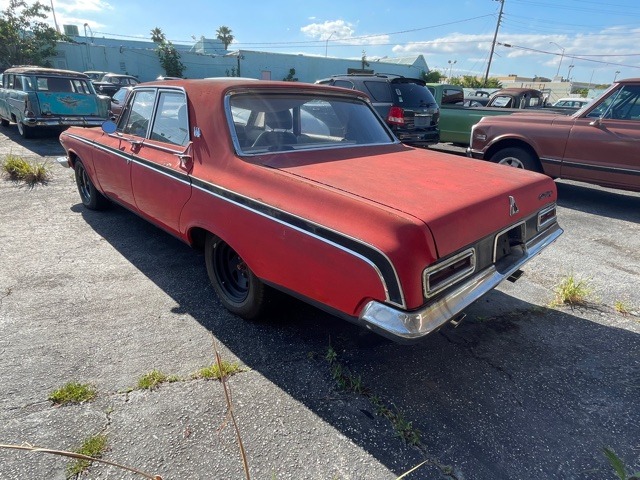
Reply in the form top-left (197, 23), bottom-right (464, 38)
top-left (358, 223), bottom-right (563, 342)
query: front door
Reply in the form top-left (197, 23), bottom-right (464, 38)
top-left (92, 89), bottom-right (157, 208)
top-left (562, 85), bottom-right (640, 191)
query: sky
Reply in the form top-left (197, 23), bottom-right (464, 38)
top-left (3, 0), bottom-right (640, 85)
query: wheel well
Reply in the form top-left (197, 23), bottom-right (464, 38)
top-left (485, 138), bottom-right (539, 164)
top-left (67, 151), bottom-right (79, 168)
top-left (188, 227), bottom-right (210, 250)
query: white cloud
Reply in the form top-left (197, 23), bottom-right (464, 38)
top-left (55, 0), bottom-right (113, 14)
top-left (300, 19), bottom-right (389, 46)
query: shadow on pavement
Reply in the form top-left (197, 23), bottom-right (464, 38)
top-left (0, 126), bottom-right (66, 157)
top-left (556, 180), bottom-right (640, 223)
top-left (76, 201), bottom-right (639, 480)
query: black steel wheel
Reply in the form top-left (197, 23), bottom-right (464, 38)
top-left (205, 234), bottom-right (266, 319)
top-left (74, 159), bottom-right (109, 210)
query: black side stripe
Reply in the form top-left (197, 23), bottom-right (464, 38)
top-left (541, 157), bottom-right (640, 176)
top-left (67, 134), bottom-right (405, 307)
top-left (190, 177), bottom-right (404, 307)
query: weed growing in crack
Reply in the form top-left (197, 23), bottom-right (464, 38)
top-left (192, 361), bottom-right (243, 380)
top-left (325, 347), bottom-right (421, 446)
top-left (2, 154), bottom-right (51, 185)
top-left (551, 273), bottom-right (592, 307)
top-left (603, 446), bottom-right (640, 480)
top-left (614, 301), bottom-right (633, 316)
top-left (49, 382), bottom-right (97, 405)
top-left (66, 434), bottom-right (108, 478)
top-left (136, 370), bottom-right (179, 391)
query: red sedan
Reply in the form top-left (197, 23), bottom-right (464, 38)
top-left (59, 79), bottom-right (562, 342)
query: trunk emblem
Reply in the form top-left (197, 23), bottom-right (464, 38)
top-left (509, 196), bottom-right (519, 216)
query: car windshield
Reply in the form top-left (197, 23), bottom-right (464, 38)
top-left (228, 92), bottom-right (395, 156)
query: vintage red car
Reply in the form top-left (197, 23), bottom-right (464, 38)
top-left (58, 79), bottom-right (562, 342)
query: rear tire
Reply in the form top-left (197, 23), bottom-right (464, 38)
top-left (17, 121), bottom-right (33, 139)
top-left (0, 118), bottom-right (9, 127)
top-left (490, 147), bottom-right (542, 173)
top-left (74, 159), bottom-right (109, 210)
top-left (205, 234), bottom-right (267, 319)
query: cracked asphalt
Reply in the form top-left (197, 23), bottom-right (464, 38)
top-left (0, 127), bottom-right (639, 480)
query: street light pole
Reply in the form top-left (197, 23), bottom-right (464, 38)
top-left (325, 31), bottom-right (336, 58)
top-left (614, 70), bottom-right (621, 82)
top-left (567, 64), bottom-right (574, 82)
top-left (448, 60), bottom-right (457, 79)
top-left (549, 42), bottom-right (565, 79)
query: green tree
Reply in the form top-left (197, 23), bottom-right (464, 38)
top-left (151, 27), bottom-right (185, 78)
top-left (450, 75), bottom-right (502, 89)
top-left (0, 0), bottom-right (60, 69)
top-left (216, 26), bottom-right (234, 50)
top-left (282, 68), bottom-right (298, 81)
top-left (421, 70), bottom-right (443, 83)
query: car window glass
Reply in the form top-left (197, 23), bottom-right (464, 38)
top-left (118, 90), bottom-right (156, 137)
top-left (491, 96), bottom-right (511, 108)
top-left (333, 80), bottom-right (354, 89)
top-left (587, 86), bottom-right (640, 120)
top-left (229, 93), bottom-right (394, 156)
top-left (392, 82), bottom-right (437, 107)
top-left (149, 91), bottom-right (190, 146)
top-left (71, 79), bottom-right (92, 94)
top-left (442, 88), bottom-right (463, 104)
top-left (363, 81), bottom-right (392, 102)
top-left (13, 76), bottom-right (22, 90)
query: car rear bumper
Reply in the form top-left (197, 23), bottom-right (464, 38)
top-left (24, 116), bottom-right (106, 128)
top-left (357, 222), bottom-right (563, 342)
top-left (397, 129), bottom-right (440, 146)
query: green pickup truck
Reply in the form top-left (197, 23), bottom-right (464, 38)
top-left (426, 84), bottom-right (575, 146)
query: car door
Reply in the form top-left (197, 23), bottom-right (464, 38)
top-left (561, 85), bottom-right (640, 191)
top-left (91, 89), bottom-right (156, 208)
top-left (129, 89), bottom-right (192, 235)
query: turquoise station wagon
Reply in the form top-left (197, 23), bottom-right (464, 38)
top-left (0, 67), bottom-right (110, 138)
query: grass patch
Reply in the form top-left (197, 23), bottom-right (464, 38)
top-left (2, 154), bottom-right (51, 185)
top-left (551, 273), bottom-right (592, 307)
top-left (66, 434), bottom-right (108, 478)
top-left (192, 360), bottom-right (243, 380)
top-left (614, 300), bottom-right (632, 315)
top-left (136, 370), bottom-right (179, 390)
top-left (48, 382), bottom-right (97, 405)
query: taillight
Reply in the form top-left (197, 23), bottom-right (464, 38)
top-left (387, 106), bottom-right (405, 125)
top-left (24, 97), bottom-right (34, 117)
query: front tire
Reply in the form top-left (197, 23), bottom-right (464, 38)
top-left (0, 117), bottom-right (9, 127)
top-left (490, 147), bottom-right (542, 173)
top-left (205, 234), bottom-right (267, 319)
top-left (74, 159), bottom-right (109, 210)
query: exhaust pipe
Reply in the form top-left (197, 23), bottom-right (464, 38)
top-left (449, 313), bottom-right (467, 328)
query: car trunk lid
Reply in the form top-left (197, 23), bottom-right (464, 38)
top-left (268, 146), bottom-right (556, 258)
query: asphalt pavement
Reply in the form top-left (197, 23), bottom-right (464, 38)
top-left (0, 127), bottom-right (638, 479)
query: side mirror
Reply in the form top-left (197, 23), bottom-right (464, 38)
top-left (102, 120), bottom-right (117, 134)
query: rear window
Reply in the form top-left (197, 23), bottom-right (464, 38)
top-left (363, 81), bottom-right (392, 102)
top-left (391, 81), bottom-right (437, 107)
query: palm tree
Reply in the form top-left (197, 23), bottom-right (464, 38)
top-left (216, 26), bottom-right (234, 50)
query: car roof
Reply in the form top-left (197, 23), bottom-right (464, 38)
top-left (4, 66), bottom-right (89, 78)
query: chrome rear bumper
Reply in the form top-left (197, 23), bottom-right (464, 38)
top-left (358, 223), bottom-right (563, 342)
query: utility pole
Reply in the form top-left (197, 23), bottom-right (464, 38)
top-left (483, 0), bottom-right (504, 87)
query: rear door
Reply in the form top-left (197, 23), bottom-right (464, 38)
top-left (562, 85), bottom-right (640, 191)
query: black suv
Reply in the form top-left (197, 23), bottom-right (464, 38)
top-left (316, 74), bottom-right (440, 146)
